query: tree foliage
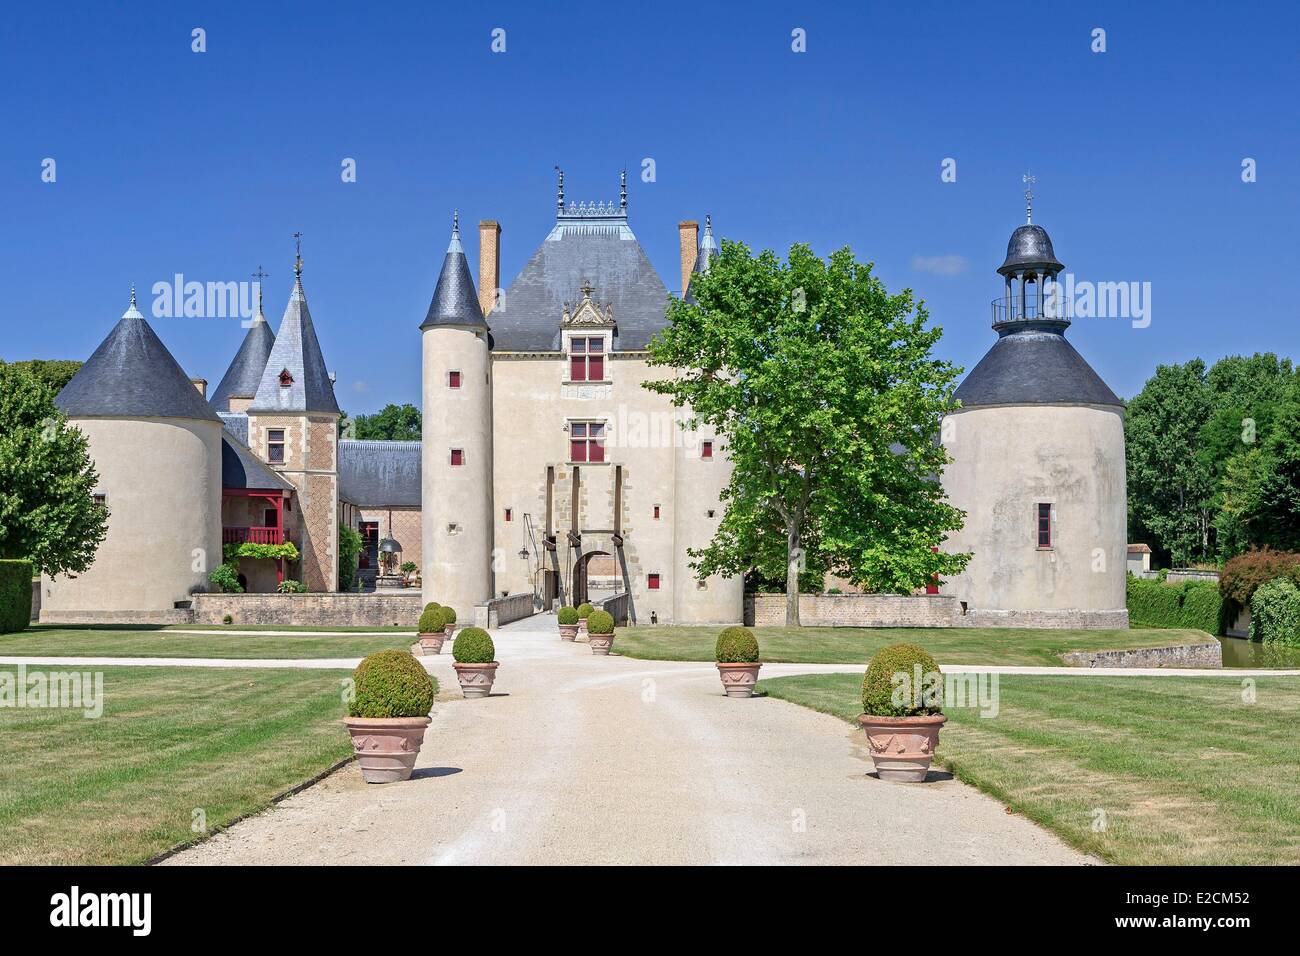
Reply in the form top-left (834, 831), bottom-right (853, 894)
top-left (0, 363), bottom-right (107, 575)
top-left (645, 240), bottom-right (969, 624)
top-left (351, 403), bottom-right (422, 441)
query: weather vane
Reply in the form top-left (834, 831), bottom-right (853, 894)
top-left (1023, 172), bottom-right (1036, 224)
top-left (252, 265), bottom-right (269, 310)
top-left (292, 232), bottom-right (303, 279)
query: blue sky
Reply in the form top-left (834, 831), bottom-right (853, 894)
top-left (2, 1), bottom-right (1296, 410)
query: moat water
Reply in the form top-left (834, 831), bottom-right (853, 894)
top-left (1216, 635), bottom-right (1300, 669)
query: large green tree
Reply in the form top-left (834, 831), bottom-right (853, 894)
top-left (645, 241), bottom-right (969, 625)
top-left (0, 363), bottom-right (107, 575)
top-left (0, 359), bottom-right (82, 393)
top-left (1250, 379), bottom-right (1300, 550)
top-left (351, 403), bottom-right (422, 441)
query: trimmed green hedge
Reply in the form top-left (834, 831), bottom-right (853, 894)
top-left (557, 606), bottom-right (578, 625)
top-left (1126, 576), bottom-right (1227, 635)
top-left (453, 627), bottom-right (495, 664)
top-left (349, 650), bottom-right (436, 718)
top-left (715, 626), bottom-right (760, 663)
top-left (0, 559), bottom-right (34, 633)
top-left (587, 609), bottom-right (614, 635)
top-left (576, 603), bottom-right (594, 619)
top-left (1250, 579), bottom-right (1300, 646)
top-left (862, 643), bottom-right (943, 717)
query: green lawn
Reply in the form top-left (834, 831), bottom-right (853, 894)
top-left (613, 625), bottom-right (1216, 666)
top-left (758, 672), bottom-right (1300, 865)
top-left (0, 627), bottom-right (413, 659)
top-left (0, 666), bottom-right (370, 865)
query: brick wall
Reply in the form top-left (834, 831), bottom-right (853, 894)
top-left (746, 593), bottom-right (957, 627)
top-left (192, 592), bottom-right (424, 627)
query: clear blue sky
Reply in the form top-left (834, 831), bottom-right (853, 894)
top-left (3, 1), bottom-right (1296, 410)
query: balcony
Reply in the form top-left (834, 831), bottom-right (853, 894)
top-left (223, 526), bottom-right (288, 545)
top-left (990, 294), bottom-right (1072, 329)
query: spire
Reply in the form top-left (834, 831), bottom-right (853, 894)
top-left (249, 251), bottom-right (340, 414)
top-left (684, 215), bottom-right (719, 304)
top-left (210, 267), bottom-right (277, 410)
top-left (620, 169), bottom-right (627, 211)
top-left (421, 215), bottom-right (488, 331)
top-left (126, 282), bottom-right (139, 315)
top-left (555, 166), bottom-right (565, 214)
top-left (1023, 171), bottom-right (1035, 224)
top-left (251, 266), bottom-right (269, 322)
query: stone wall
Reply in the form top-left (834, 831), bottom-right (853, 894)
top-left (191, 592), bottom-right (423, 627)
top-left (1165, 570), bottom-right (1221, 584)
top-left (746, 593), bottom-right (957, 628)
top-left (472, 592), bottom-right (535, 629)
top-left (956, 608), bottom-right (1130, 629)
top-left (598, 591), bottom-right (630, 626)
top-left (1060, 640), bottom-right (1222, 669)
top-left (30, 580), bottom-right (40, 622)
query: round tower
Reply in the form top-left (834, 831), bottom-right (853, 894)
top-left (43, 288), bottom-right (223, 617)
top-left (673, 216), bottom-right (744, 624)
top-left (421, 214), bottom-right (494, 618)
top-left (940, 199), bottom-right (1127, 627)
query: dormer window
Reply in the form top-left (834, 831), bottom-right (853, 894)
top-left (278, 368), bottom-right (294, 387)
top-left (569, 337), bottom-right (604, 382)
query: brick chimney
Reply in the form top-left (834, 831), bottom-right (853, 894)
top-left (190, 377), bottom-right (207, 399)
top-left (678, 221), bottom-right (699, 297)
top-left (478, 220), bottom-right (501, 315)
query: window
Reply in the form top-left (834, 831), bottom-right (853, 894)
top-left (267, 429), bottom-right (285, 464)
top-left (92, 493), bottom-right (106, 509)
top-left (653, 504), bottom-right (661, 520)
top-left (278, 368), bottom-right (293, 387)
top-left (569, 422), bottom-right (605, 462)
top-left (448, 370), bottom-right (462, 389)
top-left (451, 448), bottom-right (465, 466)
top-left (569, 336), bottom-right (605, 382)
top-left (647, 573), bottom-right (661, 590)
top-left (706, 509), bottom-right (715, 519)
top-left (701, 440), bottom-right (713, 460)
top-left (1037, 503), bottom-right (1052, 548)
top-left (504, 508), bottom-right (513, 522)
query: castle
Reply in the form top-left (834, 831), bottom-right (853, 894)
top-left (40, 174), bottom-right (1127, 629)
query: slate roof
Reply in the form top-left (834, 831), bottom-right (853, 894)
top-left (221, 428), bottom-right (294, 491)
top-left (421, 220), bottom-right (488, 331)
top-left (954, 328), bottom-right (1123, 409)
top-left (249, 275), bottom-right (341, 414)
top-left (489, 205), bottom-right (671, 352)
top-left (684, 214), bottom-right (719, 305)
top-left (338, 440), bottom-right (422, 506)
top-left (997, 223), bottom-right (1063, 276)
top-left (210, 306), bottom-right (275, 410)
top-left (218, 411), bottom-right (249, 444)
top-left (55, 293), bottom-right (221, 422)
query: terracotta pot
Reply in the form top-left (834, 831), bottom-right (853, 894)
top-left (716, 662), bottom-right (762, 698)
top-left (443, 623), bottom-right (456, 639)
top-left (588, 632), bottom-right (614, 655)
top-left (857, 714), bottom-right (946, 782)
top-left (559, 624), bottom-right (579, 641)
top-left (344, 716), bottom-right (432, 784)
top-left (453, 662), bottom-right (499, 699)
top-left (417, 633), bottom-right (444, 655)
top-left (577, 617), bottom-right (589, 640)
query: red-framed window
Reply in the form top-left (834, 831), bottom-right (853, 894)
top-left (647, 573), bottom-right (661, 590)
top-left (451, 448), bottom-right (465, 466)
top-left (653, 504), bottom-right (661, 520)
top-left (1037, 503), bottom-right (1052, 548)
top-left (267, 428), bottom-right (286, 464)
top-left (701, 440), bottom-right (714, 460)
top-left (448, 370), bottom-right (462, 389)
top-left (504, 508), bottom-right (513, 522)
top-left (569, 422), bottom-right (605, 463)
top-left (569, 337), bottom-right (605, 382)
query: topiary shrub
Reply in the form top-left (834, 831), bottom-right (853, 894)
top-left (861, 643), bottom-right (943, 717)
top-left (715, 625), bottom-right (759, 663)
top-left (0, 559), bottom-right (34, 633)
top-left (441, 606), bottom-right (457, 625)
top-left (576, 603), bottom-right (595, 619)
top-left (587, 609), bottom-right (615, 634)
top-left (1250, 578), bottom-right (1300, 646)
top-left (453, 626), bottom-right (495, 663)
top-left (418, 605), bottom-right (447, 634)
top-left (423, 601), bottom-right (442, 613)
top-left (557, 606), bottom-right (579, 625)
top-left (348, 649), bottom-right (436, 718)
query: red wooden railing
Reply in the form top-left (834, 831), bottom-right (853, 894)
top-left (223, 526), bottom-right (286, 545)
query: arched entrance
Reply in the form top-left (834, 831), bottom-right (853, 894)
top-left (571, 550), bottom-right (611, 606)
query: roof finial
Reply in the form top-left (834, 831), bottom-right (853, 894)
top-left (555, 165), bottom-right (564, 214)
top-left (620, 169), bottom-right (627, 211)
top-left (452, 209), bottom-right (460, 239)
top-left (252, 265), bottom-right (269, 315)
top-left (1023, 171), bottom-right (1036, 224)
top-left (129, 282), bottom-right (137, 308)
top-left (704, 213), bottom-right (713, 236)
top-left (292, 231), bottom-right (304, 281)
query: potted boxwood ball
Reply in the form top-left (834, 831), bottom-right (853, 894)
top-left (575, 602), bottom-right (595, 639)
top-left (452, 627), bottom-right (499, 698)
top-left (557, 606), bottom-right (580, 640)
top-left (417, 604), bottom-right (448, 655)
top-left (715, 626), bottom-right (762, 697)
top-left (586, 609), bottom-right (616, 655)
top-left (441, 605), bottom-right (458, 639)
top-left (858, 643), bottom-right (946, 783)
top-left (344, 649), bottom-right (436, 783)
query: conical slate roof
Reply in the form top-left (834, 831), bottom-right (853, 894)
top-left (249, 272), bottom-right (340, 414)
top-left (421, 216), bottom-right (487, 331)
top-left (954, 329), bottom-right (1122, 409)
top-left (55, 290), bottom-right (220, 422)
top-left (210, 299), bottom-right (275, 410)
top-left (684, 214), bottom-right (719, 304)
